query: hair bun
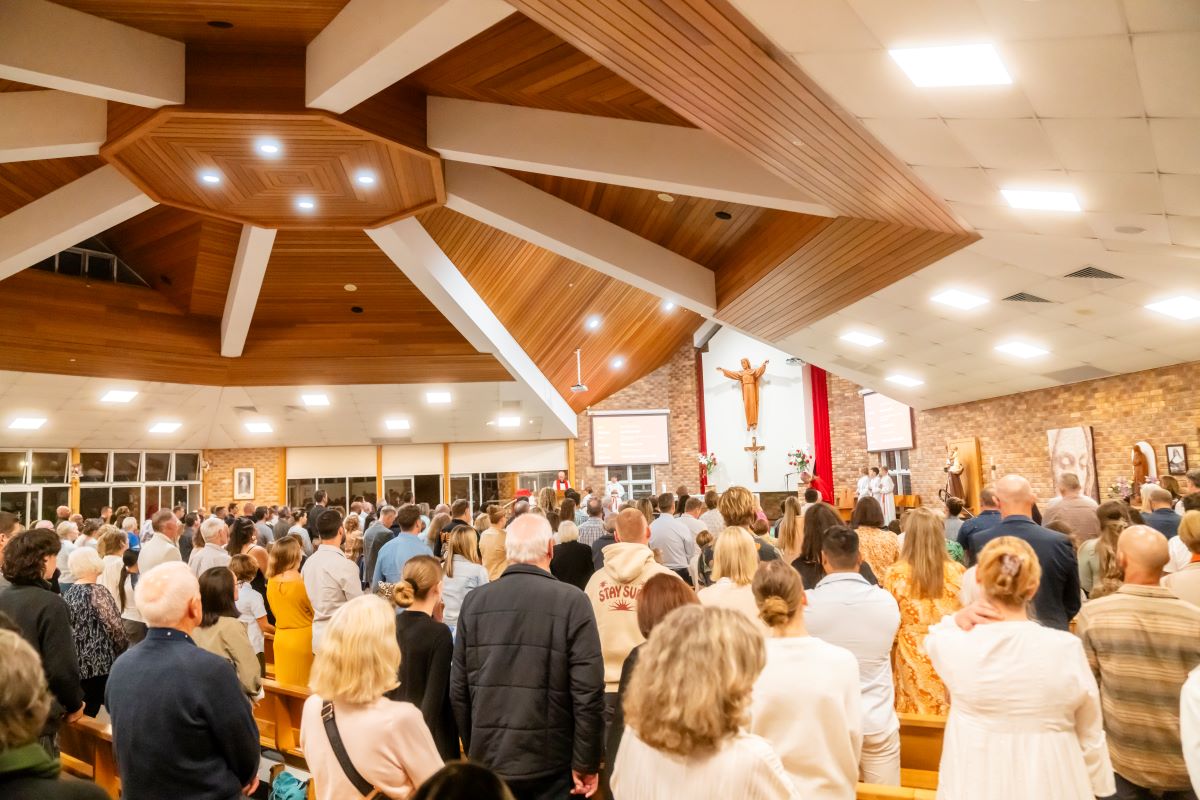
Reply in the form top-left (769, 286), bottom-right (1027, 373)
top-left (758, 595), bottom-right (791, 628)
top-left (392, 579), bottom-right (416, 608)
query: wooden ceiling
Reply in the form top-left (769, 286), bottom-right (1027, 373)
top-left (0, 157), bottom-right (104, 214)
top-left (52, 1), bottom-right (349, 44)
top-left (419, 206), bottom-right (702, 411)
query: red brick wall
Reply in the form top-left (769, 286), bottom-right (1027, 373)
top-left (828, 363), bottom-right (1200, 503)
top-left (574, 343), bottom-right (701, 495)
top-left (202, 448), bottom-right (284, 508)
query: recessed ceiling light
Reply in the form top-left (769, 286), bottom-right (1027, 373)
top-left (245, 421), bottom-right (273, 433)
top-left (932, 289), bottom-right (988, 310)
top-left (355, 171), bottom-right (376, 186)
top-left (715, 211), bottom-right (732, 220)
top-left (496, 416), bottom-right (521, 428)
top-left (256, 139), bottom-right (281, 156)
top-left (207, 20), bottom-right (233, 28)
top-left (9, 417), bottom-right (46, 430)
top-left (344, 283), bottom-right (357, 292)
top-left (301, 393), bottom-right (329, 407)
top-left (888, 43), bottom-right (1012, 87)
top-left (101, 389), bottom-right (138, 403)
top-left (385, 418), bottom-right (411, 431)
top-left (585, 315), bottom-right (602, 331)
top-left (656, 193), bottom-right (675, 202)
top-left (426, 391), bottom-right (452, 405)
top-left (1000, 188), bottom-right (1081, 212)
top-left (840, 331), bottom-right (883, 347)
top-left (886, 374), bottom-right (924, 388)
top-left (611, 356), bottom-right (626, 369)
top-left (995, 341), bottom-right (1048, 359)
top-left (1146, 296), bottom-right (1200, 321)
top-left (149, 421), bottom-right (181, 433)
top-left (296, 197), bottom-right (315, 211)
top-left (199, 171), bottom-right (221, 185)
top-left (662, 300), bottom-right (676, 311)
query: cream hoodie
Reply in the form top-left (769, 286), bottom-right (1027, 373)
top-left (584, 541), bottom-right (676, 691)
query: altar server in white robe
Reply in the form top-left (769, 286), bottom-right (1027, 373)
top-left (876, 467), bottom-right (896, 525)
top-left (856, 468), bottom-right (872, 501)
top-left (926, 536), bottom-right (1114, 800)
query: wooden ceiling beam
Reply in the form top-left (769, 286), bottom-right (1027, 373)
top-left (220, 225), bottom-right (277, 358)
top-left (444, 161), bottom-right (716, 315)
top-left (306, 0), bottom-right (515, 114)
top-left (428, 96), bottom-right (835, 217)
top-left (0, 91), bottom-right (107, 163)
top-left (0, 0), bottom-right (183, 108)
top-left (367, 218), bottom-right (578, 438)
top-left (0, 164), bottom-right (156, 281)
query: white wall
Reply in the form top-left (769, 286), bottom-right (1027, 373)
top-left (449, 440), bottom-right (567, 473)
top-left (286, 446), bottom-right (375, 478)
top-left (381, 444), bottom-right (444, 476)
top-left (701, 327), bottom-right (813, 492)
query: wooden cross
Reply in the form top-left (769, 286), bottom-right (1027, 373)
top-left (744, 436), bottom-right (765, 482)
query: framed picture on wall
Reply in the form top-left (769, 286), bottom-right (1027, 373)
top-left (1046, 426), bottom-right (1099, 501)
top-left (233, 468), bottom-right (255, 500)
top-left (1166, 444), bottom-right (1188, 476)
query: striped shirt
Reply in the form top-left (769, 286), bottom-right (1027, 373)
top-left (577, 516), bottom-right (606, 547)
top-left (1076, 584), bottom-right (1200, 790)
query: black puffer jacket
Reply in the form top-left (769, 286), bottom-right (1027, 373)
top-left (450, 563), bottom-right (605, 781)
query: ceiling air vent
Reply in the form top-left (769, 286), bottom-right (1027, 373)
top-left (1002, 292), bottom-right (1052, 303)
top-left (1064, 265), bottom-right (1123, 280)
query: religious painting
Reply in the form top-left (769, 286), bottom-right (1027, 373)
top-left (233, 467), bottom-right (255, 500)
top-left (1167, 444), bottom-right (1188, 476)
top-left (1046, 427), bottom-right (1098, 501)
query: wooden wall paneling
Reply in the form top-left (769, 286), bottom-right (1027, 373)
top-left (52, 1), bottom-right (350, 45)
top-left (191, 217), bottom-right (242, 317)
top-left (0, 157), bottom-right (104, 215)
top-left (713, 212), bottom-right (833, 302)
top-left (99, 205), bottom-right (202, 311)
top-left (184, 45), bottom-right (307, 112)
top-left (405, 14), bottom-right (693, 127)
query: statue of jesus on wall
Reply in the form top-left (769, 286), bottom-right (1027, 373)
top-left (716, 358), bottom-right (769, 430)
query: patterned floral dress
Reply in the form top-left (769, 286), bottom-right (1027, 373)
top-left (63, 582), bottom-right (128, 680)
top-left (881, 560), bottom-right (965, 715)
top-left (856, 526), bottom-right (900, 575)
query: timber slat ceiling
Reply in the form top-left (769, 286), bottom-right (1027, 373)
top-left (0, 157), bottom-right (104, 215)
top-left (52, 1), bottom-right (350, 44)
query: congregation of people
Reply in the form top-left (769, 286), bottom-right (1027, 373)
top-left (4, 465), bottom-right (1200, 800)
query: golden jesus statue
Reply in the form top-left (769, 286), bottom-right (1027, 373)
top-left (716, 358), bottom-right (768, 430)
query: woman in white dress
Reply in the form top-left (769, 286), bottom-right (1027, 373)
top-left (925, 536), bottom-right (1115, 800)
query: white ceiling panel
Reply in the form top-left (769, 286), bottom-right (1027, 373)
top-left (794, 51), bottom-right (939, 118)
top-left (1071, 172), bottom-right (1164, 214)
top-left (861, 118), bottom-right (977, 167)
top-left (845, 0), bottom-right (990, 47)
top-left (1122, 0), bottom-right (1200, 33)
top-left (976, 0), bottom-right (1126, 39)
top-left (913, 166), bottom-right (1000, 205)
top-left (1086, 212), bottom-right (1172, 244)
top-left (949, 202), bottom-right (1032, 233)
top-left (923, 84), bottom-right (1037, 120)
top-left (1170, 216), bottom-right (1200, 248)
top-left (1150, 119), bottom-right (1200, 174)
top-left (1005, 36), bottom-right (1144, 118)
top-left (1132, 32), bottom-right (1200, 117)
top-left (735, 0), bottom-right (879, 52)
top-left (945, 118), bottom-right (1060, 170)
top-left (1162, 174), bottom-right (1200, 216)
top-left (1041, 118), bottom-right (1157, 173)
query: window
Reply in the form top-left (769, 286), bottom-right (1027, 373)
top-left (30, 451), bottom-right (68, 483)
top-left (72, 452), bottom-right (202, 520)
top-left (606, 464), bottom-right (656, 500)
top-left (288, 476), bottom-right (379, 513)
top-left (348, 476), bottom-right (377, 507)
top-left (79, 452), bottom-right (109, 482)
top-left (880, 450), bottom-right (912, 495)
top-left (33, 245), bottom-right (150, 287)
top-left (144, 452), bottom-right (171, 482)
top-left (173, 453), bottom-right (200, 482)
top-left (112, 452), bottom-right (141, 482)
top-left (0, 452), bottom-right (26, 484)
top-left (0, 450), bottom-right (71, 524)
top-left (517, 471), bottom-right (559, 493)
top-left (382, 478), bottom-right (413, 507)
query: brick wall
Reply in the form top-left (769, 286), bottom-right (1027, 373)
top-left (574, 343), bottom-right (701, 495)
top-left (828, 362), bottom-right (1200, 503)
top-left (202, 448), bottom-right (284, 509)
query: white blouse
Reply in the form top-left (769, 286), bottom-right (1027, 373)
top-left (925, 617), bottom-right (1115, 799)
top-left (613, 729), bottom-right (799, 800)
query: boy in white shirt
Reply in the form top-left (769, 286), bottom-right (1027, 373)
top-left (230, 555), bottom-right (273, 676)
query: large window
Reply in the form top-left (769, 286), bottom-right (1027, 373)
top-left (449, 473), bottom-right (500, 514)
top-left (606, 464), bottom-right (656, 500)
top-left (287, 476), bottom-right (378, 512)
top-left (71, 451), bottom-right (203, 519)
top-left (517, 471), bottom-right (559, 493)
top-left (0, 449), bottom-right (75, 525)
top-left (879, 450), bottom-right (912, 496)
top-left (381, 475), bottom-right (443, 508)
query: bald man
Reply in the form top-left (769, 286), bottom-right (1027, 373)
top-left (1077, 526), bottom-right (1200, 798)
top-left (969, 474), bottom-right (1080, 630)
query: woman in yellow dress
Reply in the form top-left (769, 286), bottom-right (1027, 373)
top-left (266, 536), bottom-right (314, 686)
top-left (882, 507), bottom-right (964, 715)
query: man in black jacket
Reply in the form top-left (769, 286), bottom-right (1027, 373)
top-left (305, 490), bottom-right (329, 544)
top-left (451, 513), bottom-right (605, 800)
top-left (972, 474), bottom-right (1081, 630)
top-left (106, 561), bottom-right (260, 800)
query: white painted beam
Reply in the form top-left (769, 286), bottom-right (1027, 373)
top-left (306, 0), bottom-right (513, 113)
top-left (0, 91), bottom-right (107, 163)
top-left (367, 218), bottom-right (578, 438)
top-left (220, 226), bottom-right (278, 358)
top-left (444, 162), bottom-right (718, 316)
top-left (429, 97), bottom-right (837, 217)
top-left (0, 165), bottom-right (156, 280)
top-left (0, 0), bottom-right (184, 107)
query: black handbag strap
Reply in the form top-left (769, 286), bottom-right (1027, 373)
top-left (321, 702), bottom-right (379, 798)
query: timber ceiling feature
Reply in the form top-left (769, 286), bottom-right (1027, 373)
top-left (52, 1), bottom-right (350, 44)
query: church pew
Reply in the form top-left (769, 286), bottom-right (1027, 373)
top-left (59, 717), bottom-right (120, 799)
top-left (856, 784), bottom-right (936, 800)
top-left (898, 712), bottom-right (945, 790)
top-left (260, 678), bottom-right (312, 765)
top-left (264, 631), bottom-right (276, 679)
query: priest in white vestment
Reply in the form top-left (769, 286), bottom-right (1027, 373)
top-left (877, 468), bottom-right (896, 524)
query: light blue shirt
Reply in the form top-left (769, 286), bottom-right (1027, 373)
top-left (372, 533), bottom-right (433, 591)
top-left (441, 555), bottom-right (489, 629)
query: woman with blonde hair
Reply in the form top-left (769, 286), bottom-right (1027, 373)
top-left (776, 497), bottom-right (804, 563)
top-left (1079, 501), bottom-right (1130, 598)
top-left (880, 506), bottom-right (964, 714)
top-left (441, 527), bottom-right (488, 632)
top-left (1164, 510), bottom-right (1200, 606)
top-left (698, 528), bottom-right (766, 630)
top-left (300, 595), bottom-right (442, 798)
top-left (266, 536), bottom-right (314, 685)
top-left (750, 561), bottom-right (861, 799)
top-left (927, 537), bottom-right (1114, 799)
top-left (392, 555), bottom-right (457, 761)
top-left (636, 498), bottom-right (656, 527)
top-left (96, 526), bottom-right (128, 603)
top-left (479, 505), bottom-right (508, 580)
top-left (612, 605), bottom-right (796, 799)
top-left (719, 486), bottom-right (757, 529)
top-left (426, 512), bottom-right (453, 559)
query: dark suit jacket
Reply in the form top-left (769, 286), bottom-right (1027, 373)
top-left (957, 509), bottom-right (1003, 565)
top-left (971, 515), bottom-right (1081, 630)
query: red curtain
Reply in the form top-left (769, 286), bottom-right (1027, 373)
top-left (695, 348), bottom-right (708, 491)
top-left (809, 365), bottom-right (834, 503)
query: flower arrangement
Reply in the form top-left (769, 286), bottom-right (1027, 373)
top-left (697, 452), bottom-right (718, 475)
top-left (1108, 476), bottom-right (1132, 501)
top-left (787, 445), bottom-right (814, 478)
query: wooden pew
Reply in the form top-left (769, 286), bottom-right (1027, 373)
top-left (857, 784), bottom-right (936, 800)
top-left (898, 712), bottom-right (945, 790)
top-left (259, 678), bottom-right (311, 766)
top-left (59, 717), bottom-right (120, 799)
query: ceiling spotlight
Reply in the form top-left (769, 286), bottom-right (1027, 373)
top-left (585, 315), bottom-right (602, 331)
top-left (715, 210), bottom-right (732, 220)
top-left (611, 356), bottom-right (626, 369)
top-left (995, 341), bottom-right (1048, 359)
top-left (8, 417), bottom-right (46, 430)
top-left (840, 331), bottom-right (883, 347)
top-left (1146, 296), bottom-right (1200, 321)
top-left (256, 139), bottom-right (281, 156)
top-left (886, 374), bottom-right (924, 388)
top-left (301, 393), bottom-right (329, 407)
top-left (199, 171), bottom-right (221, 185)
top-left (344, 283), bottom-right (357, 292)
top-left (932, 289), bottom-right (988, 310)
top-left (207, 20), bottom-right (233, 28)
top-left (426, 391), bottom-right (452, 405)
top-left (101, 389), bottom-right (138, 403)
top-left (149, 421), bottom-right (181, 433)
top-left (662, 300), bottom-right (676, 312)
top-left (1000, 188), bottom-right (1081, 212)
top-left (355, 171), bottom-right (376, 186)
top-left (385, 418), bottom-right (411, 431)
top-left (888, 43), bottom-right (1012, 87)
top-left (245, 421), bottom-right (273, 433)
top-left (496, 416), bottom-right (521, 428)
top-left (656, 193), bottom-right (675, 203)
top-left (296, 197), bottom-right (315, 211)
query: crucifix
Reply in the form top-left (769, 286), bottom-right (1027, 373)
top-left (745, 436), bottom-right (765, 482)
